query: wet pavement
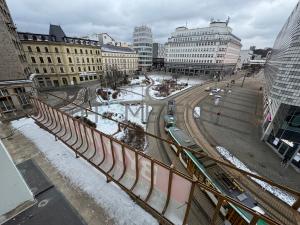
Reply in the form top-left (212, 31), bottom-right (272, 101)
top-left (196, 72), bottom-right (300, 191)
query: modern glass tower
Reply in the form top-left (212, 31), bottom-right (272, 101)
top-left (132, 25), bottom-right (153, 71)
top-left (263, 2), bottom-right (300, 170)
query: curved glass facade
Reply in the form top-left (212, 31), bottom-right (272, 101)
top-left (133, 26), bottom-right (153, 70)
top-left (265, 2), bottom-right (300, 107)
top-left (263, 2), bottom-right (300, 170)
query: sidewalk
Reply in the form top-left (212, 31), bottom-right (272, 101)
top-left (196, 72), bottom-right (300, 192)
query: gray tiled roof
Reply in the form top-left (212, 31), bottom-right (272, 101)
top-left (49, 24), bottom-right (66, 41)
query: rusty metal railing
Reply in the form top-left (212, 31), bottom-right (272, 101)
top-left (30, 96), bottom-right (283, 225)
top-left (36, 89), bottom-right (300, 213)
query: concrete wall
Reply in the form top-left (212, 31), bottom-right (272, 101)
top-left (0, 140), bottom-right (34, 217)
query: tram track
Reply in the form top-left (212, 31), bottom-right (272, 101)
top-left (150, 85), bottom-right (223, 225)
top-left (174, 81), bottom-right (300, 225)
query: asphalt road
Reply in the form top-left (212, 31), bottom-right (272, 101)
top-left (145, 77), bottom-right (224, 225)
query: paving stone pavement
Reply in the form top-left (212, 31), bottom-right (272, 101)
top-left (196, 72), bottom-right (300, 192)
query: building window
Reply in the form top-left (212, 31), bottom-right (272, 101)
top-left (94, 75), bottom-right (97, 79)
top-left (71, 67), bottom-right (74, 72)
top-left (78, 67), bottom-right (81, 72)
top-left (51, 67), bottom-right (55, 73)
top-left (27, 46), bottom-right (32, 52)
top-left (88, 66), bottom-right (91, 71)
top-left (60, 67), bottom-right (64, 73)
top-left (82, 58), bottom-right (85, 63)
top-left (92, 58), bottom-right (94, 63)
top-left (90, 50), bottom-right (92, 54)
top-left (55, 47), bottom-right (59, 53)
top-left (80, 49), bottom-right (83, 54)
top-left (39, 57), bottom-right (44, 63)
top-left (43, 68), bottom-right (47, 73)
top-left (93, 66), bottom-right (95, 71)
top-left (66, 48), bottom-right (70, 54)
top-left (68, 57), bottom-right (72, 63)
top-left (31, 57), bottom-right (36, 63)
top-left (36, 46), bottom-right (41, 52)
top-left (57, 57), bottom-right (62, 63)
top-left (35, 68), bottom-right (40, 73)
top-left (80, 77), bottom-right (84, 81)
top-left (47, 57), bottom-right (52, 63)
top-left (45, 47), bottom-right (49, 53)
top-left (75, 49), bottom-right (78, 54)
top-left (85, 49), bottom-right (88, 54)
top-left (87, 58), bottom-right (89, 63)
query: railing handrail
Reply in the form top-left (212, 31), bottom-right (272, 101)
top-left (31, 96), bottom-right (282, 225)
top-left (30, 88), bottom-right (300, 202)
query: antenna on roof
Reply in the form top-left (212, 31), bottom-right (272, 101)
top-left (226, 16), bottom-right (230, 26)
top-left (185, 20), bottom-right (187, 27)
top-left (210, 17), bottom-right (214, 23)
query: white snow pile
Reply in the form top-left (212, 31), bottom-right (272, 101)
top-left (216, 146), bottom-right (296, 206)
top-left (11, 118), bottom-right (158, 225)
top-left (193, 107), bottom-right (201, 118)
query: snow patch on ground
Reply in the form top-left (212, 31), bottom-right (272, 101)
top-left (74, 104), bottom-right (152, 137)
top-left (216, 146), bottom-right (296, 206)
top-left (193, 107), bottom-right (201, 118)
top-left (96, 86), bottom-right (147, 103)
top-left (11, 118), bottom-right (158, 225)
top-left (148, 74), bottom-right (203, 99)
top-left (130, 75), bottom-right (148, 85)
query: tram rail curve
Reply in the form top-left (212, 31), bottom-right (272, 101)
top-left (172, 81), bottom-right (300, 225)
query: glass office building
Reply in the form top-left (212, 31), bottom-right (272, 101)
top-left (263, 2), bottom-right (300, 170)
top-left (132, 25), bottom-right (153, 71)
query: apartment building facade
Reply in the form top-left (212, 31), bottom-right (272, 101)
top-left (19, 25), bottom-right (103, 89)
top-left (262, 2), bottom-right (300, 170)
top-left (165, 20), bottom-right (241, 77)
top-left (101, 44), bottom-right (138, 78)
top-left (0, 0), bottom-right (32, 117)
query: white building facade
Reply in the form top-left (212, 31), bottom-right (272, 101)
top-left (132, 25), bottom-right (153, 71)
top-left (165, 21), bottom-right (242, 77)
top-left (101, 44), bottom-right (138, 77)
top-left (236, 49), bottom-right (253, 69)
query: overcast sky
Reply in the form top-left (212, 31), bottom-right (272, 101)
top-left (7, 0), bottom-right (299, 49)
